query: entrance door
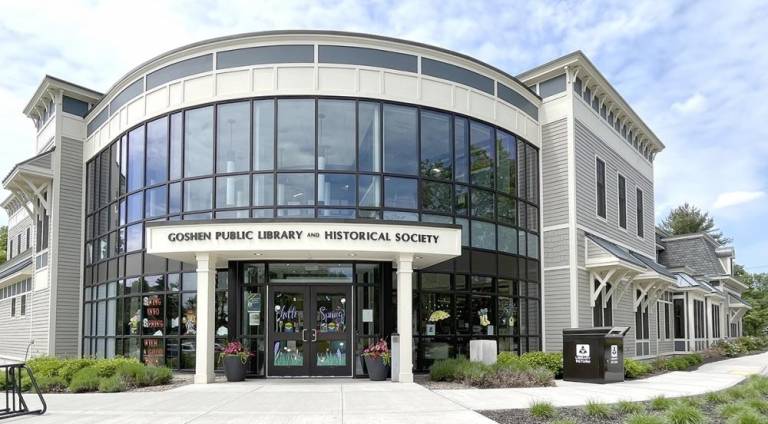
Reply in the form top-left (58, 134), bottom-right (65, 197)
top-left (268, 285), bottom-right (351, 377)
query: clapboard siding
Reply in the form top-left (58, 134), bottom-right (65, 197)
top-left (543, 268), bottom-right (570, 352)
top-left (29, 288), bottom-right (51, 357)
top-left (574, 119), bottom-right (655, 257)
top-left (543, 228), bottom-right (569, 268)
top-left (52, 136), bottom-right (84, 357)
top-left (541, 118), bottom-right (569, 227)
top-left (0, 297), bottom-right (32, 360)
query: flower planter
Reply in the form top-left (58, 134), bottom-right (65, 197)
top-left (223, 355), bottom-right (247, 382)
top-left (363, 355), bottom-right (389, 381)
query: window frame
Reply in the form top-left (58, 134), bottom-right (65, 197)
top-left (617, 173), bottom-right (627, 230)
top-left (636, 186), bottom-right (645, 238)
top-left (595, 157), bottom-right (607, 220)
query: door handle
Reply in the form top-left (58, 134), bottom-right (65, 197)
top-left (302, 329), bottom-right (308, 342)
top-left (312, 329), bottom-right (317, 342)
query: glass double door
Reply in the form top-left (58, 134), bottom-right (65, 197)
top-left (267, 285), bottom-right (351, 377)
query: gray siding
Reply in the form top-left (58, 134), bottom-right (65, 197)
top-left (574, 119), bottom-right (655, 257)
top-left (0, 287), bottom-right (50, 360)
top-left (543, 268), bottom-right (571, 352)
top-left (6, 215), bottom-right (34, 260)
top-left (51, 136), bottom-right (84, 357)
top-left (541, 118), bottom-right (569, 227)
top-left (543, 228), bottom-right (570, 268)
top-left (659, 236), bottom-right (726, 277)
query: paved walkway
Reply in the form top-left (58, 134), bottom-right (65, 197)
top-left (436, 351), bottom-right (768, 410)
top-left (8, 352), bottom-right (768, 423)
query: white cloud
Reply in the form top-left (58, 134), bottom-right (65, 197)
top-left (713, 191), bottom-right (766, 209)
top-left (671, 93), bottom-right (707, 114)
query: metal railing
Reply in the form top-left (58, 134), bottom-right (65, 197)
top-left (1, 363), bottom-right (47, 420)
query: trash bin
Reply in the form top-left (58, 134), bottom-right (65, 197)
top-left (562, 326), bottom-right (630, 383)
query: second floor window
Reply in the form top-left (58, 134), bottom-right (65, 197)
top-left (618, 175), bottom-right (627, 229)
top-left (636, 188), bottom-right (645, 237)
top-left (596, 158), bottom-right (606, 219)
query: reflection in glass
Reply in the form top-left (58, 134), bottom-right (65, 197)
top-left (277, 173), bottom-right (314, 206)
top-left (454, 117), bottom-right (469, 183)
top-left (471, 189), bottom-right (494, 219)
top-left (497, 130), bottom-right (516, 194)
top-left (422, 180), bottom-right (451, 213)
top-left (318, 173), bottom-right (354, 206)
top-left (273, 340), bottom-right (304, 367)
top-left (420, 110), bottom-right (452, 179)
top-left (277, 99), bottom-right (315, 170)
top-left (471, 220), bottom-right (496, 250)
top-left (498, 225), bottom-right (518, 254)
top-left (184, 106), bottom-right (214, 177)
top-left (170, 113), bottom-right (182, 180)
top-left (497, 195), bottom-right (516, 226)
top-left (382, 211), bottom-right (417, 221)
top-left (383, 104), bottom-right (417, 175)
top-left (269, 263), bottom-right (353, 283)
top-left (166, 294), bottom-right (179, 335)
top-left (384, 177), bottom-right (417, 209)
top-left (169, 182), bottom-right (181, 214)
top-left (181, 293), bottom-right (197, 335)
top-left (358, 175), bottom-right (380, 207)
top-left (216, 175), bottom-right (249, 208)
top-left (184, 178), bottom-right (213, 212)
top-left (318, 100), bottom-right (355, 170)
top-left (253, 174), bottom-right (274, 206)
top-left (253, 100), bottom-right (275, 171)
top-left (145, 186), bottom-right (167, 218)
top-left (470, 122), bottom-right (494, 188)
top-left (127, 126), bottom-right (145, 192)
top-left (146, 117), bottom-right (168, 185)
top-left (217, 102), bottom-right (250, 173)
top-left (315, 293), bottom-right (347, 333)
top-left (358, 102), bottom-right (381, 172)
top-left (126, 224), bottom-right (142, 252)
top-left (126, 192), bottom-right (143, 223)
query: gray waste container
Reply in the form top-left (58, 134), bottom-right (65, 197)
top-left (562, 326), bottom-right (630, 383)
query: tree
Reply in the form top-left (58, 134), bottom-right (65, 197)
top-left (737, 263), bottom-right (768, 335)
top-left (0, 226), bottom-right (6, 264)
top-left (659, 203), bottom-right (731, 245)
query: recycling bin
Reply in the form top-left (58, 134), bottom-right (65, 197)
top-left (562, 326), bottom-right (630, 383)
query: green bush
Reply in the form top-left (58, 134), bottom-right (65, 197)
top-left (666, 403), bottom-right (705, 424)
top-left (68, 367), bottom-right (101, 393)
top-left (717, 340), bottom-right (749, 357)
top-left (57, 358), bottom-right (96, 382)
top-left (26, 357), bottom-right (65, 379)
top-left (520, 351), bottom-right (563, 378)
top-left (584, 400), bottom-right (611, 419)
top-left (141, 366), bottom-right (173, 386)
top-left (744, 398), bottom-right (768, 414)
top-left (496, 351), bottom-right (522, 367)
top-left (727, 385), bottom-right (762, 400)
top-left (719, 403), bottom-right (756, 419)
top-left (615, 400), bottom-right (644, 414)
top-left (92, 357), bottom-right (140, 378)
top-left (625, 413), bottom-right (666, 424)
top-left (746, 376), bottom-right (768, 395)
top-left (529, 401), bottom-right (556, 419)
top-left (625, 358), bottom-right (653, 378)
top-left (114, 361), bottom-right (147, 386)
top-left (429, 357), bottom-right (469, 382)
top-left (650, 396), bottom-right (674, 411)
top-left (98, 376), bottom-right (128, 393)
top-left (34, 375), bottom-right (68, 393)
top-left (725, 409), bottom-right (768, 424)
top-left (705, 391), bottom-right (730, 404)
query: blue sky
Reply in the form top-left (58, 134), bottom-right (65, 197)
top-left (0, 0), bottom-right (766, 271)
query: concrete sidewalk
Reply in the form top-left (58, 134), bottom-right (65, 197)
top-left (434, 351), bottom-right (768, 410)
top-left (7, 352), bottom-right (768, 423)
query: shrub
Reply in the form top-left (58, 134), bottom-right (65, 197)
top-left (625, 358), bottom-right (653, 378)
top-left (68, 367), bottom-right (101, 393)
top-left (98, 376), bottom-right (128, 393)
top-left (584, 400), bottom-right (611, 419)
top-left (666, 357), bottom-right (692, 371)
top-left (744, 398), bottom-right (768, 414)
top-left (26, 357), bottom-right (65, 379)
top-left (727, 385), bottom-right (762, 400)
top-left (678, 396), bottom-right (703, 408)
top-left (625, 413), bottom-right (666, 424)
top-left (429, 357), bottom-right (468, 382)
top-left (0, 373), bottom-right (5, 390)
top-left (530, 401), bottom-right (557, 419)
top-left (34, 375), bottom-right (67, 393)
top-left (616, 400), bottom-right (644, 415)
top-left (746, 376), bottom-right (768, 395)
top-left (496, 351), bottom-right (522, 367)
top-left (650, 396), bottom-right (674, 411)
top-left (57, 358), bottom-right (96, 382)
top-left (666, 403), bottom-right (705, 424)
top-left (684, 353), bottom-right (704, 367)
top-left (141, 366), bottom-right (173, 386)
top-left (520, 352), bottom-right (563, 378)
top-left (114, 362), bottom-right (147, 386)
top-left (717, 340), bottom-right (749, 357)
top-left (478, 366), bottom-right (553, 388)
top-left (92, 357), bottom-right (140, 378)
top-left (719, 403), bottom-right (756, 419)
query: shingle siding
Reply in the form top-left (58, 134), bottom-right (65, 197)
top-left (574, 119), bottom-right (655, 257)
top-left (659, 236), bottom-right (726, 277)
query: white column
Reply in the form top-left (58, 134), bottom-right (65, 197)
top-left (395, 254), bottom-right (414, 383)
top-left (194, 253), bottom-right (216, 384)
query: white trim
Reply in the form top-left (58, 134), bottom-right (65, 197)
top-left (576, 225), bottom-right (655, 261)
top-left (567, 84), bottom-right (579, 327)
top-left (542, 223), bottom-right (570, 232)
top-left (543, 265), bottom-right (570, 271)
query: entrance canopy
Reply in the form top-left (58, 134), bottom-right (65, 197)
top-left (145, 219), bottom-right (462, 269)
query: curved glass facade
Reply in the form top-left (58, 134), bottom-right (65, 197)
top-left (83, 96), bottom-right (540, 373)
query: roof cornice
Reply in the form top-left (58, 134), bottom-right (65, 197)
top-left (23, 75), bottom-right (102, 119)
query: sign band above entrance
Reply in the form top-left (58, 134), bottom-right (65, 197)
top-left (146, 220), bottom-right (462, 269)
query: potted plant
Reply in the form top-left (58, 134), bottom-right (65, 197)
top-left (362, 339), bottom-right (391, 381)
top-left (220, 340), bottom-right (252, 382)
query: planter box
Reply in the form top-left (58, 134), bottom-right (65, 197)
top-left (223, 355), bottom-right (247, 382)
top-left (363, 356), bottom-right (389, 381)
